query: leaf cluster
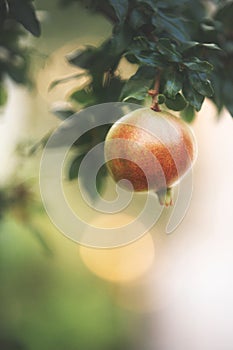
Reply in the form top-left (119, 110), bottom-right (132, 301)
top-left (53, 105), bottom-right (112, 200)
top-left (55, 0), bottom-right (233, 120)
top-left (0, 182), bottom-right (52, 254)
top-left (0, 0), bottom-right (41, 106)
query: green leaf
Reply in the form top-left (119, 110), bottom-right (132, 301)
top-left (8, 0), bottom-right (41, 37)
top-left (125, 50), bottom-right (163, 67)
top-left (157, 94), bottom-right (166, 104)
top-left (214, 1), bottom-right (233, 32)
top-left (165, 93), bottom-right (187, 111)
top-left (52, 107), bottom-right (76, 120)
top-left (6, 55), bottom-right (29, 84)
top-left (183, 57), bottom-right (213, 73)
top-left (96, 76), bottom-right (124, 103)
top-left (225, 104), bottom-right (233, 118)
top-left (163, 68), bottom-right (183, 99)
top-left (67, 46), bottom-right (97, 69)
top-left (198, 43), bottom-right (222, 51)
top-left (107, 0), bottom-right (129, 22)
top-left (96, 164), bottom-right (108, 196)
top-left (69, 154), bottom-right (86, 180)
top-left (107, 24), bottom-right (133, 56)
top-left (48, 73), bottom-right (86, 92)
top-left (79, 148), bottom-right (107, 202)
top-left (188, 71), bottom-right (214, 97)
top-left (180, 104), bottom-right (195, 123)
top-left (180, 41), bottom-right (222, 52)
top-left (157, 0), bottom-right (189, 7)
top-left (157, 38), bottom-right (182, 62)
top-left (120, 66), bottom-right (155, 102)
top-left (129, 9), bottom-right (148, 29)
top-left (222, 79), bottom-right (233, 118)
top-left (138, 0), bottom-right (157, 12)
top-left (210, 72), bottom-right (224, 113)
top-left (0, 0), bottom-right (7, 27)
top-left (0, 83), bottom-right (7, 106)
top-left (182, 79), bottom-right (204, 111)
top-left (156, 11), bottom-right (190, 42)
top-left (68, 25), bottom-right (133, 77)
top-left (69, 88), bottom-right (96, 106)
top-left (180, 41), bottom-right (202, 52)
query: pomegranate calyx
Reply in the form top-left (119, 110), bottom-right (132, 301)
top-left (157, 188), bottom-right (173, 207)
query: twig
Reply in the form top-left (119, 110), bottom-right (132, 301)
top-left (148, 70), bottom-right (161, 112)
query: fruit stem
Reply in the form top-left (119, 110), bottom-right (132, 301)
top-left (157, 188), bottom-right (173, 207)
top-left (148, 70), bottom-right (161, 112)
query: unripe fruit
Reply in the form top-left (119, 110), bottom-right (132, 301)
top-left (104, 108), bottom-right (197, 206)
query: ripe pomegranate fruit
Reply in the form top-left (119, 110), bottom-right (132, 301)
top-left (104, 108), bottom-right (197, 206)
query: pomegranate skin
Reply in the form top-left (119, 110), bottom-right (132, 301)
top-left (104, 108), bottom-right (197, 193)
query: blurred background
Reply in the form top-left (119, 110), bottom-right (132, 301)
top-left (0, 1), bottom-right (233, 350)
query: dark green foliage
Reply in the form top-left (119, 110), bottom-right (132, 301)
top-left (188, 71), bottom-right (214, 97)
top-left (155, 11), bottom-right (190, 43)
top-left (57, 0), bottom-right (233, 118)
top-left (0, 183), bottom-right (51, 254)
top-left (120, 66), bottom-right (155, 102)
top-left (0, 82), bottom-right (7, 106)
top-left (163, 67), bottom-right (183, 99)
top-left (182, 78), bottom-right (204, 111)
top-left (165, 92), bottom-right (187, 111)
top-left (69, 154), bottom-right (86, 180)
top-left (156, 39), bottom-right (182, 62)
top-left (67, 45), bottom-right (98, 70)
top-left (0, 0), bottom-right (41, 98)
top-left (81, 162), bottom-right (108, 201)
top-left (108, 0), bottom-right (129, 23)
top-left (68, 142), bottom-right (109, 201)
top-left (65, 124), bottom-right (112, 200)
top-left (49, 73), bottom-right (86, 92)
top-left (7, 0), bottom-right (41, 37)
top-left (52, 106), bottom-right (76, 120)
top-left (181, 104), bottom-right (195, 123)
top-left (183, 57), bottom-right (213, 73)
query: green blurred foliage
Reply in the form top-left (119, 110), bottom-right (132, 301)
top-left (0, 5), bottom-right (137, 349)
top-left (0, 0), bottom-right (40, 100)
top-left (0, 216), bottom-right (134, 350)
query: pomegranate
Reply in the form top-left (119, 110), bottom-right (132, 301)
top-left (104, 108), bottom-right (197, 206)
